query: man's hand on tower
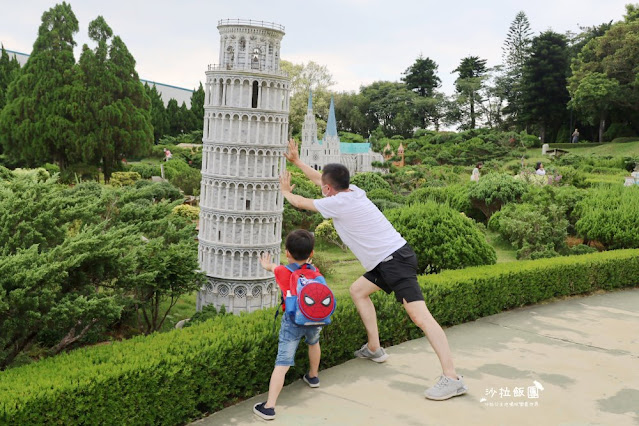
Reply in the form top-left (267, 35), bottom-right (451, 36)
top-left (283, 138), bottom-right (300, 164)
top-left (279, 171), bottom-right (296, 194)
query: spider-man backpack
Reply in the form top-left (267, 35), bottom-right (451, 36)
top-left (284, 263), bottom-right (336, 326)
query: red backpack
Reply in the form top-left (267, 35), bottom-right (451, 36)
top-left (284, 263), bottom-right (335, 326)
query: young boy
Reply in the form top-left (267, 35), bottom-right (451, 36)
top-left (253, 229), bottom-right (323, 421)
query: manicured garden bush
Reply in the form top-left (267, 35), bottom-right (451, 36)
top-left (2, 249), bottom-right (638, 425)
top-left (574, 186), bottom-right (639, 249)
top-left (109, 171), bottom-right (141, 187)
top-left (385, 202), bottom-right (496, 273)
top-left (350, 172), bottom-right (391, 193)
top-left (468, 172), bottom-right (527, 219)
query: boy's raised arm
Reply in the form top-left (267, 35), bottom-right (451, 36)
top-left (283, 139), bottom-right (322, 187)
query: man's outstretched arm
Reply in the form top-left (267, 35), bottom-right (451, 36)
top-left (283, 139), bottom-right (322, 187)
top-left (280, 171), bottom-right (318, 212)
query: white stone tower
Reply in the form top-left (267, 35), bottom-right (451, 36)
top-left (197, 19), bottom-right (290, 314)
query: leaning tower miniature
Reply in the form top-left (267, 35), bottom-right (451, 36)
top-left (197, 19), bottom-right (290, 314)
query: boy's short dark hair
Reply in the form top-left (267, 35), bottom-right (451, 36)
top-left (285, 229), bottom-right (315, 261)
top-left (322, 163), bottom-right (350, 190)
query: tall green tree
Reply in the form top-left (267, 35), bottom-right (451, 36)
top-left (360, 81), bottom-right (420, 137)
top-left (501, 11), bottom-right (533, 128)
top-left (402, 55), bottom-right (442, 129)
top-left (281, 60), bottom-right (335, 136)
top-left (569, 11), bottom-right (639, 136)
top-left (402, 55), bottom-right (441, 97)
top-left (0, 2), bottom-right (79, 168)
top-left (568, 72), bottom-right (621, 142)
top-left (452, 56), bottom-right (488, 129)
top-left (333, 91), bottom-right (375, 136)
top-left (75, 16), bottom-right (153, 181)
top-left (145, 83), bottom-right (169, 142)
top-left (0, 45), bottom-right (21, 111)
top-left (520, 31), bottom-right (570, 142)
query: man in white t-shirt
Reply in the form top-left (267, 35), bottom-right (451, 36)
top-left (279, 139), bottom-right (467, 401)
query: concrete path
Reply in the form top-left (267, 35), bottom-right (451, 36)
top-left (192, 288), bottom-right (639, 426)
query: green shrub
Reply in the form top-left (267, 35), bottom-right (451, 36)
top-left (603, 123), bottom-right (636, 141)
top-left (172, 204), bottom-right (200, 221)
top-left (314, 219), bottom-right (347, 251)
top-left (385, 202), bottom-right (496, 273)
top-left (129, 163), bottom-right (161, 179)
top-left (164, 159), bottom-right (201, 195)
top-left (2, 250), bottom-right (638, 424)
top-left (366, 188), bottom-right (404, 204)
top-left (495, 202), bottom-right (568, 259)
top-left (310, 252), bottom-right (335, 277)
top-left (468, 173), bottom-right (527, 219)
top-left (43, 163), bottom-right (60, 176)
top-left (574, 186), bottom-right (639, 249)
top-left (350, 172), bottom-right (391, 193)
top-left (110, 172), bottom-right (141, 187)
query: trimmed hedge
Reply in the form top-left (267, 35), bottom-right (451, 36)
top-left (1, 250), bottom-right (639, 424)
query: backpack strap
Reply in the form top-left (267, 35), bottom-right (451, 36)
top-left (285, 262), bottom-right (316, 273)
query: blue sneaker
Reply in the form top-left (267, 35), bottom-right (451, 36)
top-left (253, 402), bottom-right (275, 420)
top-left (303, 373), bottom-right (320, 388)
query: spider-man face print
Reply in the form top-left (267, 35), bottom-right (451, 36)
top-left (298, 282), bottom-right (335, 321)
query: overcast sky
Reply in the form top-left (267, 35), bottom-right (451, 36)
top-left (0, 0), bottom-right (632, 96)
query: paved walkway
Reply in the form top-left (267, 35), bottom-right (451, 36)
top-left (193, 288), bottom-right (639, 426)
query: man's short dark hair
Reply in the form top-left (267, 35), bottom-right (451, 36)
top-left (322, 163), bottom-right (350, 190)
top-left (285, 229), bottom-right (315, 261)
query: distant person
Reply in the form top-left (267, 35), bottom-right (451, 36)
top-left (253, 230), bottom-right (324, 421)
top-left (572, 129), bottom-right (580, 143)
top-left (163, 148), bottom-right (172, 161)
top-left (535, 162), bottom-right (546, 176)
top-left (470, 162), bottom-right (483, 182)
top-left (280, 139), bottom-right (467, 401)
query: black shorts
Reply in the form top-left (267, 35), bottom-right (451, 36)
top-left (363, 244), bottom-right (424, 304)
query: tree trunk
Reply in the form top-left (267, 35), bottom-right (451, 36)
top-left (51, 319), bottom-right (99, 355)
top-left (599, 116), bottom-right (606, 143)
top-left (470, 93), bottom-right (476, 129)
top-left (1, 331), bottom-right (38, 370)
top-left (539, 124), bottom-right (546, 144)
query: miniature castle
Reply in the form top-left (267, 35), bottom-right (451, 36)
top-left (299, 93), bottom-right (383, 174)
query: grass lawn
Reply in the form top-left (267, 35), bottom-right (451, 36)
top-left (485, 230), bottom-right (518, 263)
top-left (527, 140), bottom-right (639, 157)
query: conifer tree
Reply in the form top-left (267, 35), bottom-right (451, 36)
top-left (75, 16), bottom-right (153, 181)
top-left (0, 2), bottom-right (79, 168)
top-left (501, 11), bottom-right (533, 127)
top-left (145, 83), bottom-right (169, 142)
top-left (0, 45), bottom-right (21, 111)
top-left (189, 82), bottom-right (205, 133)
top-left (520, 31), bottom-right (570, 142)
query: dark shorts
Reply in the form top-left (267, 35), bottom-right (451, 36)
top-left (363, 244), bottom-right (424, 304)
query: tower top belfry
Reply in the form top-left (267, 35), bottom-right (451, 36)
top-left (214, 19), bottom-right (286, 75)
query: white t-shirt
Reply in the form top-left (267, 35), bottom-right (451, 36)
top-left (470, 168), bottom-right (480, 182)
top-left (313, 185), bottom-right (406, 271)
top-left (535, 169), bottom-right (546, 176)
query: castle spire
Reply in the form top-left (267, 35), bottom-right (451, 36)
top-left (307, 90), bottom-right (313, 112)
top-left (324, 96), bottom-right (337, 138)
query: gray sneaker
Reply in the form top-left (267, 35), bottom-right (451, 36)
top-left (353, 343), bottom-right (389, 363)
top-left (424, 375), bottom-right (468, 400)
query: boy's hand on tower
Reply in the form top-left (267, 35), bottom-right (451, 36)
top-left (283, 138), bottom-right (300, 163)
top-left (279, 171), bottom-right (296, 194)
top-left (259, 252), bottom-right (273, 271)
